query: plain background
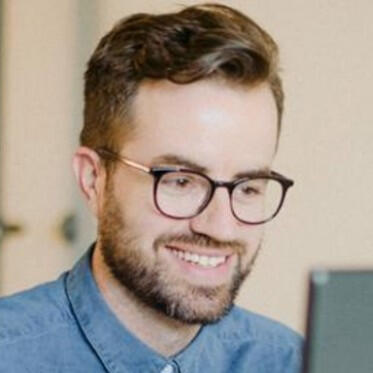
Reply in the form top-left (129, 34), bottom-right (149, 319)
top-left (0, 0), bottom-right (372, 334)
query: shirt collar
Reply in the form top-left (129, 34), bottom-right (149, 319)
top-left (66, 246), bottom-right (169, 372)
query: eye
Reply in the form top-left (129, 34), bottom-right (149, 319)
top-left (241, 185), bottom-right (260, 195)
top-left (167, 177), bottom-right (191, 188)
top-left (158, 172), bottom-right (203, 196)
top-left (161, 174), bottom-right (193, 188)
top-left (235, 179), bottom-right (267, 198)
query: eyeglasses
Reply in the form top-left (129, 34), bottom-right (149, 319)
top-left (97, 148), bottom-right (294, 225)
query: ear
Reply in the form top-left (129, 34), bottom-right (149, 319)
top-left (73, 147), bottom-right (106, 217)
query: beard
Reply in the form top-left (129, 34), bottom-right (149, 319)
top-left (98, 185), bottom-right (261, 325)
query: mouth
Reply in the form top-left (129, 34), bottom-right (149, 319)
top-left (163, 243), bottom-right (236, 287)
top-left (168, 247), bottom-right (228, 268)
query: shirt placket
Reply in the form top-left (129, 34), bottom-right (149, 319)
top-left (160, 360), bottom-right (181, 373)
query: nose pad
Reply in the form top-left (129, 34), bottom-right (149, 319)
top-left (195, 181), bottom-right (232, 217)
top-left (189, 187), bottom-right (236, 241)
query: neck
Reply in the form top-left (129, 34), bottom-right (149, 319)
top-left (91, 244), bottom-right (201, 357)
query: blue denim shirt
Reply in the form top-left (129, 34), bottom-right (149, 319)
top-left (0, 249), bottom-right (303, 372)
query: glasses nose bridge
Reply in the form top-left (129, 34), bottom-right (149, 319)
top-left (207, 179), bottom-right (234, 204)
top-left (213, 179), bottom-right (234, 193)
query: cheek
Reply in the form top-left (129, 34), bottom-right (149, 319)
top-left (241, 225), bottom-right (265, 256)
top-left (113, 176), bottom-right (156, 226)
top-left (124, 197), bottom-right (186, 249)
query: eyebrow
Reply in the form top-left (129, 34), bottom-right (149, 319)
top-left (151, 154), bottom-right (271, 180)
top-left (234, 168), bottom-right (272, 179)
top-left (151, 154), bottom-right (208, 173)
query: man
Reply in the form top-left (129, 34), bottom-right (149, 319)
top-left (0, 3), bottom-right (302, 372)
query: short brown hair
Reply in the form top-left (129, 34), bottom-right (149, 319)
top-left (81, 3), bottom-right (283, 153)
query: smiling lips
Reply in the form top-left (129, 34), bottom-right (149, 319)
top-left (167, 246), bottom-right (229, 268)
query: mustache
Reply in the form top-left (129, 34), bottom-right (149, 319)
top-left (154, 232), bottom-right (247, 254)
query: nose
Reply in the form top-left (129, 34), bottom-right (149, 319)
top-left (189, 187), bottom-right (238, 242)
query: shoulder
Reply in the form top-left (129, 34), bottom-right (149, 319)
top-left (208, 306), bottom-right (303, 372)
top-left (221, 305), bottom-right (303, 347)
top-left (0, 273), bottom-right (74, 346)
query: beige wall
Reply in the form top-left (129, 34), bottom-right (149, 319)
top-left (1, 0), bottom-right (372, 334)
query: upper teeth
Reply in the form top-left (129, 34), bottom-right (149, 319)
top-left (170, 249), bottom-right (226, 268)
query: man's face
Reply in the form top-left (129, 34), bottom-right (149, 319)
top-left (98, 79), bottom-right (278, 324)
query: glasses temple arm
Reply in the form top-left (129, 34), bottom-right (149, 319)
top-left (121, 158), bottom-right (150, 173)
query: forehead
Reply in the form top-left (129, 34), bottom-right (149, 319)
top-left (123, 79), bottom-right (278, 176)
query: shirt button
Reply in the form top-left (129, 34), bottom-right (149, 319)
top-left (161, 364), bottom-right (174, 373)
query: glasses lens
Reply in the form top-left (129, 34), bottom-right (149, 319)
top-left (156, 171), bottom-right (211, 218)
top-left (232, 178), bottom-right (284, 223)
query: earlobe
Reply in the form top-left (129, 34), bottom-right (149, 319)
top-left (73, 147), bottom-right (105, 216)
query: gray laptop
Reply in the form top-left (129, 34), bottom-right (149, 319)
top-left (303, 270), bottom-right (373, 373)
